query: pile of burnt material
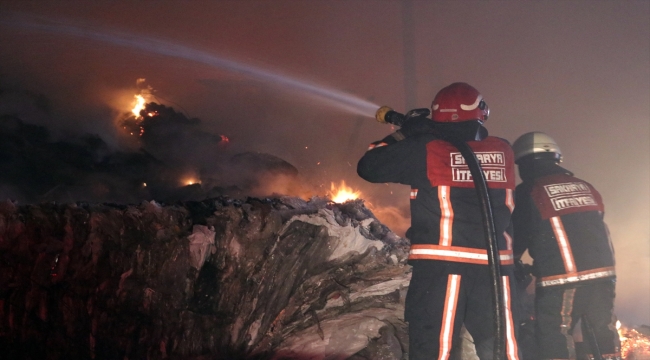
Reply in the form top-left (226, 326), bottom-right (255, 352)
top-left (0, 197), bottom-right (412, 359)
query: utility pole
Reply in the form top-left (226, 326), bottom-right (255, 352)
top-left (402, 0), bottom-right (417, 111)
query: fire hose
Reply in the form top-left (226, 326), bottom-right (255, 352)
top-left (582, 315), bottom-right (605, 360)
top-left (376, 106), bottom-right (507, 359)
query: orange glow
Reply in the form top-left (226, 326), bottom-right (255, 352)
top-left (618, 322), bottom-right (650, 358)
top-left (132, 94), bottom-right (146, 117)
top-left (329, 180), bottom-right (361, 203)
top-left (181, 171), bottom-right (201, 186)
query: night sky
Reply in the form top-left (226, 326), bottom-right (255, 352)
top-left (0, 1), bottom-right (648, 325)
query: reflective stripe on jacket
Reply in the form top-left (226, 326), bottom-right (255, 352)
top-left (513, 170), bottom-right (616, 286)
top-left (358, 133), bottom-right (516, 266)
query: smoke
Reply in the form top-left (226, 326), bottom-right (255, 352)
top-left (0, 113), bottom-right (154, 203)
top-left (0, 83), bottom-right (310, 204)
top-left (0, 11), bottom-right (390, 226)
top-left (0, 87), bottom-right (56, 132)
top-left (1, 2), bottom-right (646, 326)
top-left (248, 173), bottom-right (315, 200)
top-left (0, 82), bottom-right (401, 235)
top-left (365, 203), bottom-right (411, 238)
top-left (0, 12), bottom-right (380, 119)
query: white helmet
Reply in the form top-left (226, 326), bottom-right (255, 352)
top-left (512, 131), bottom-right (562, 164)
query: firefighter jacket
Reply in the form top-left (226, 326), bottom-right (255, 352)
top-left (357, 130), bottom-right (516, 270)
top-left (512, 163), bottom-right (616, 288)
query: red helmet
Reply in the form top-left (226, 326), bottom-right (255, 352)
top-left (431, 82), bottom-right (489, 123)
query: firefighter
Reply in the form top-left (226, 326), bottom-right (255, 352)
top-left (357, 83), bottom-right (520, 359)
top-left (511, 131), bottom-right (621, 360)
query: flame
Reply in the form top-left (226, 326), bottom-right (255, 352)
top-left (183, 173), bottom-right (201, 186)
top-left (618, 322), bottom-right (650, 358)
top-left (329, 181), bottom-right (361, 203)
top-left (132, 94), bottom-right (146, 117)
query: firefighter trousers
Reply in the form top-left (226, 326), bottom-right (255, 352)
top-left (534, 279), bottom-right (621, 360)
top-left (405, 262), bottom-right (520, 360)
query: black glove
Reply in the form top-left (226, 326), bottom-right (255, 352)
top-left (404, 108), bottom-right (431, 121)
top-left (514, 260), bottom-right (533, 287)
top-left (396, 116), bottom-right (436, 138)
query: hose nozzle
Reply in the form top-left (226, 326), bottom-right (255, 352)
top-left (376, 106), bottom-right (431, 127)
top-left (375, 106), bottom-right (392, 123)
top-left (375, 106), bottom-right (406, 126)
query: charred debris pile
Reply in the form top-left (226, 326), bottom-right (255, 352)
top-left (0, 196), bottom-right (412, 359)
top-left (0, 94), bottom-right (301, 205)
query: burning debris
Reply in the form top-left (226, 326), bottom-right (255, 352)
top-left (120, 101), bottom-right (226, 161)
top-left (0, 83), bottom-right (319, 205)
top-left (0, 196), bottom-right (412, 359)
top-left (329, 180), bottom-right (361, 204)
top-left (619, 322), bottom-right (650, 359)
top-left (3, 83), bottom-right (644, 359)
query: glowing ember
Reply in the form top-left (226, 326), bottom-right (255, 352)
top-left (220, 135), bottom-right (230, 143)
top-left (132, 94), bottom-right (146, 117)
top-left (184, 178), bottom-right (200, 186)
top-left (329, 181), bottom-right (361, 203)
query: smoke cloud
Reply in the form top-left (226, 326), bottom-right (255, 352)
top-left (0, 86), bottom-right (311, 204)
top-left (0, 1), bottom-right (647, 325)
